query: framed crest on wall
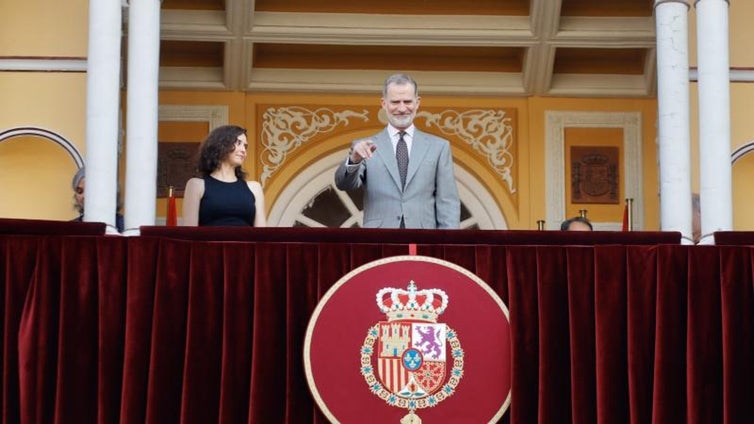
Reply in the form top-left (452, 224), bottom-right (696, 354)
top-left (570, 145), bottom-right (619, 204)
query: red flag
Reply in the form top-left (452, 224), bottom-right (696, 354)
top-left (621, 203), bottom-right (629, 231)
top-left (167, 186), bottom-right (177, 226)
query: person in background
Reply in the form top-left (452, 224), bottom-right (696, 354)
top-left (692, 192), bottom-right (701, 244)
top-left (182, 125), bottom-right (266, 227)
top-left (334, 73), bottom-right (460, 229)
top-left (71, 166), bottom-right (125, 232)
top-left (560, 216), bottom-right (593, 231)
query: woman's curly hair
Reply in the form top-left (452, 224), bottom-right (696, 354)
top-left (196, 125), bottom-right (248, 180)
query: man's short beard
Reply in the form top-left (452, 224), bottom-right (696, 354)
top-left (390, 114), bottom-right (414, 128)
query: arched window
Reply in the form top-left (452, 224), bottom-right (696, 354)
top-left (268, 150), bottom-right (507, 229)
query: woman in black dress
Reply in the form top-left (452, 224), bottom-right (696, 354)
top-left (182, 125), bottom-right (266, 227)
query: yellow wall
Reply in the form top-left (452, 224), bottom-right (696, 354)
top-left (15, 1), bottom-right (754, 232)
top-left (1, 78), bottom-right (661, 228)
top-left (0, 0), bottom-right (89, 57)
top-left (527, 97), bottom-right (659, 230)
top-left (730, 85), bottom-right (754, 230)
top-left (0, 0), bottom-right (89, 220)
top-left (0, 73), bottom-right (88, 220)
top-left (0, 135), bottom-right (79, 220)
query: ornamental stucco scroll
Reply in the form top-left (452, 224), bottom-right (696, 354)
top-left (417, 109), bottom-right (516, 193)
top-left (260, 106), bottom-right (369, 185)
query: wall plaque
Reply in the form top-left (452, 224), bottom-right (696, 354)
top-left (157, 142), bottom-right (198, 198)
top-left (570, 146), bottom-right (619, 204)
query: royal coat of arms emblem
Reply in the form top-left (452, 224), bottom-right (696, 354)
top-left (360, 281), bottom-right (463, 423)
top-left (304, 255), bottom-right (511, 424)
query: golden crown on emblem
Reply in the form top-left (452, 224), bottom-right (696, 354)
top-left (375, 281), bottom-right (449, 323)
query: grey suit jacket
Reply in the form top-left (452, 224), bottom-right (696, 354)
top-left (334, 128), bottom-right (460, 229)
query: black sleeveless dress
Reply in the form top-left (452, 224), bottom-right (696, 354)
top-left (198, 176), bottom-right (256, 226)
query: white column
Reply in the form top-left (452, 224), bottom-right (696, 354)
top-left (85, 0), bottom-right (122, 234)
top-left (655, 0), bottom-right (693, 243)
top-left (123, 0), bottom-right (162, 235)
top-left (696, 0), bottom-right (732, 244)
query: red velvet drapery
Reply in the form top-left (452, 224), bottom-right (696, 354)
top-left (1, 224), bottom-right (752, 423)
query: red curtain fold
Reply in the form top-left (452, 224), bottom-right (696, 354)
top-left (718, 247), bottom-right (754, 423)
top-left (178, 242), bottom-right (225, 424)
top-left (686, 248), bottom-right (723, 424)
top-left (17, 237), bottom-right (63, 424)
top-left (119, 237), bottom-right (160, 424)
top-left (1, 237), bottom-right (41, 424)
top-left (95, 238), bottom-right (128, 424)
top-left (652, 245), bottom-right (689, 423)
top-left (2, 235), bottom-right (753, 424)
top-left (535, 247), bottom-right (573, 423)
top-left (565, 247), bottom-right (596, 424)
top-left (625, 246), bottom-right (658, 424)
top-left (594, 246), bottom-right (630, 423)
top-left (505, 246), bottom-right (541, 424)
top-left (217, 244), bottom-right (256, 423)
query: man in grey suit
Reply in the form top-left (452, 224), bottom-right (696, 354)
top-left (334, 73), bottom-right (460, 229)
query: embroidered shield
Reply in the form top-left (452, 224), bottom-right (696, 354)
top-left (376, 322), bottom-right (447, 396)
top-left (361, 280), bottom-right (464, 419)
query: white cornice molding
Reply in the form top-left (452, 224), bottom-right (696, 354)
top-left (249, 12), bottom-right (531, 31)
top-left (523, 45), bottom-right (556, 95)
top-left (557, 17), bottom-right (656, 42)
top-left (530, 0), bottom-right (562, 37)
top-left (548, 74), bottom-right (650, 97)
top-left (160, 10), bottom-right (230, 36)
top-left (246, 69), bottom-right (527, 95)
top-left (247, 12), bottom-right (535, 45)
top-left (0, 58), bottom-right (87, 72)
top-left (153, 1), bottom-right (662, 96)
top-left (159, 66), bottom-right (226, 90)
top-left (158, 105), bottom-right (228, 130)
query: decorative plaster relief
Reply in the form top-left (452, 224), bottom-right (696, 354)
top-left (417, 109), bottom-right (516, 193)
top-left (260, 106), bottom-right (370, 186)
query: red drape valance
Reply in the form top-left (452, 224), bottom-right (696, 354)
top-left (0, 226), bottom-right (752, 423)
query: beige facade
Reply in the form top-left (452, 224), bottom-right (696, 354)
top-left (1, 1), bottom-right (752, 232)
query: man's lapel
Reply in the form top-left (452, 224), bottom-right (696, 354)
top-left (405, 129), bottom-right (429, 189)
top-left (374, 130), bottom-right (403, 190)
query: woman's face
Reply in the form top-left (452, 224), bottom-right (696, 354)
top-left (224, 133), bottom-right (248, 167)
top-left (75, 177), bottom-right (85, 209)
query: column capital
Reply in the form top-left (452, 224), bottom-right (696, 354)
top-left (122, 0), bottom-right (164, 5)
top-left (694, 0), bottom-right (730, 6)
top-left (654, 0), bottom-right (691, 10)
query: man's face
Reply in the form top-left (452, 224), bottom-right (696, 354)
top-left (75, 177), bottom-right (85, 209)
top-left (381, 82), bottom-right (420, 130)
top-left (567, 221), bottom-right (592, 231)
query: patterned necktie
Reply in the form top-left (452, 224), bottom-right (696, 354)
top-left (396, 131), bottom-right (409, 189)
